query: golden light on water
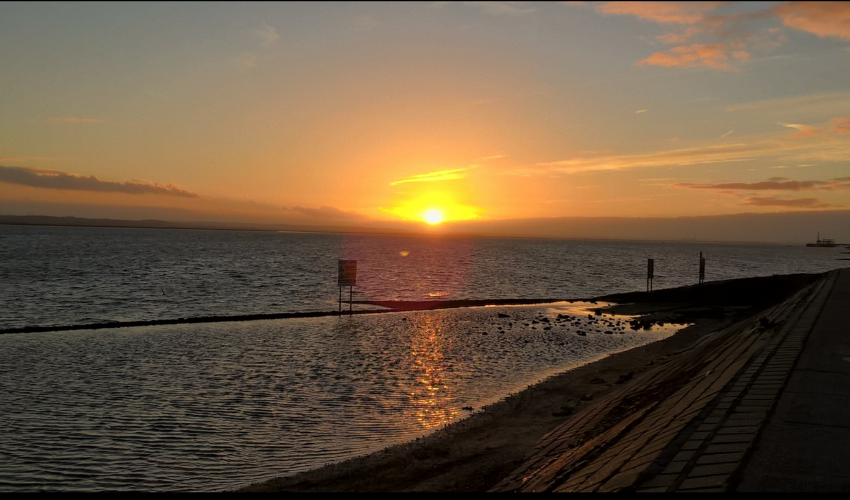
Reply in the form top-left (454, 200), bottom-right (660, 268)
top-left (407, 315), bottom-right (459, 429)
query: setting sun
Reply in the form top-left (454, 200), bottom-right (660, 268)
top-left (424, 209), bottom-right (444, 225)
top-left (381, 189), bottom-right (482, 224)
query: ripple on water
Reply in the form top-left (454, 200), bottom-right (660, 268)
top-left (0, 302), bottom-right (685, 492)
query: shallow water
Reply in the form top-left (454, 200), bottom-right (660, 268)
top-left (0, 302), bottom-right (680, 492)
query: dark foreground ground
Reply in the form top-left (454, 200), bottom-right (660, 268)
top-left (238, 272), bottom-right (824, 492)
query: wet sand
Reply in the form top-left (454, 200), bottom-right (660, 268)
top-left (237, 273), bottom-right (820, 492)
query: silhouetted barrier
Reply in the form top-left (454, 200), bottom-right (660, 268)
top-left (647, 258), bottom-right (654, 293)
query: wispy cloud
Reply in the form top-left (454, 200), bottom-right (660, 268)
top-left (635, 109), bottom-right (648, 114)
top-left (464, 1), bottom-right (537, 15)
top-left (741, 196), bottom-right (832, 208)
top-left (0, 165), bottom-right (198, 197)
top-left (778, 122), bottom-right (824, 138)
top-left (46, 117), bottom-right (105, 123)
top-left (636, 43), bottom-right (749, 71)
top-left (473, 154), bottom-right (506, 162)
top-left (721, 130), bottom-right (734, 138)
top-left (235, 53), bottom-right (258, 71)
top-left (529, 134), bottom-right (850, 175)
top-left (725, 91), bottom-right (850, 112)
top-left (776, 116), bottom-right (850, 138)
top-left (536, 143), bottom-right (762, 174)
top-left (390, 168), bottom-right (469, 186)
top-left (673, 178), bottom-right (850, 192)
top-left (285, 205), bottom-right (368, 220)
top-left (236, 23), bottom-right (280, 71)
top-left (256, 22), bottom-right (279, 47)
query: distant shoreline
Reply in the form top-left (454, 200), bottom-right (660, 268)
top-left (0, 214), bottom-right (418, 238)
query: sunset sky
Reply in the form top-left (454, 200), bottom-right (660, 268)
top-left (1, 2), bottom-right (849, 236)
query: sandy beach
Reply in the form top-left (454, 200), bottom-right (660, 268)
top-left (237, 272), bottom-right (821, 492)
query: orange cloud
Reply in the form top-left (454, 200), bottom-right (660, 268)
top-left (777, 117), bottom-right (850, 137)
top-left (636, 43), bottom-right (744, 71)
top-left (774, 1), bottom-right (850, 41)
top-left (732, 50), bottom-right (750, 61)
top-left (389, 168), bottom-right (469, 186)
top-left (596, 1), bottom-right (723, 24)
top-left (587, 1), bottom-right (850, 73)
top-left (831, 117), bottom-right (850, 134)
top-left (779, 122), bottom-right (825, 138)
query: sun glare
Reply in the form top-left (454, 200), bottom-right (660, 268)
top-left (381, 190), bottom-right (482, 224)
top-left (424, 209), bottom-right (444, 225)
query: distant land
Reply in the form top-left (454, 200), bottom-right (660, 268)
top-left (0, 214), bottom-right (416, 237)
top-left (1, 211), bottom-right (849, 245)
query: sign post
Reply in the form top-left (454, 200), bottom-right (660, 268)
top-left (337, 259), bottom-right (357, 315)
top-left (647, 258), bottom-right (654, 293)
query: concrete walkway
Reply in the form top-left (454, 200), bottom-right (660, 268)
top-left (739, 268), bottom-right (850, 492)
top-left (492, 268), bottom-right (849, 492)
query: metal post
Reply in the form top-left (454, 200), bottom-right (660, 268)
top-left (647, 258), bottom-right (654, 293)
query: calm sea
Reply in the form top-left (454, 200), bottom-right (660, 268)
top-left (0, 225), bottom-right (845, 330)
top-left (0, 225), bottom-right (846, 492)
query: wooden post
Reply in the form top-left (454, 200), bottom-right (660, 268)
top-left (699, 252), bottom-right (705, 285)
top-left (349, 286), bottom-right (353, 314)
top-left (339, 286), bottom-right (342, 314)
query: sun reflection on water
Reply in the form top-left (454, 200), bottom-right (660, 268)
top-left (406, 314), bottom-right (459, 430)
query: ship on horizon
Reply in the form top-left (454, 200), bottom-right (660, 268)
top-left (806, 232), bottom-right (838, 247)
